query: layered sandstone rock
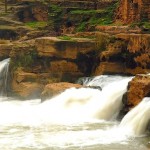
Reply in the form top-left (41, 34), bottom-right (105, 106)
top-left (95, 62), bottom-right (126, 75)
top-left (35, 37), bottom-right (95, 59)
top-left (35, 37), bottom-right (96, 77)
top-left (41, 82), bottom-right (82, 101)
top-left (94, 33), bottom-right (150, 75)
top-left (0, 41), bottom-right (13, 60)
top-left (96, 25), bottom-right (142, 34)
top-left (126, 74), bottom-right (150, 108)
top-left (115, 0), bottom-right (150, 23)
top-left (14, 1), bottom-right (48, 22)
top-left (11, 70), bottom-right (44, 99)
top-left (9, 37), bottom-right (97, 98)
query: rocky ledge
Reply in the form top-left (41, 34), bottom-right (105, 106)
top-left (127, 74), bottom-right (150, 109)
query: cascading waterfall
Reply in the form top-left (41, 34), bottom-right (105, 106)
top-left (0, 58), bottom-right (10, 96)
top-left (38, 76), bottom-right (132, 122)
top-left (0, 67), bottom-right (149, 150)
top-left (120, 97), bottom-right (150, 136)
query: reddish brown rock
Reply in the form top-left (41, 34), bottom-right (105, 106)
top-left (11, 69), bottom-right (44, 99)
top-left (14, 1), bottom-right (48, 22)
top-left (115, 34), bottom-right (150, 53)
top-left (94, 33), bottom-right (150, 75)
top-left (35, 37), bottom-right (95, 59)
top-left (100, 40), bottom-right (126, 61)
top-left (127, 74), bottom-right (150, 108)
top-left (94, 62), bottom-right (126, 75)
top-left (0, 42), bottom-right (13, 60)
top-left (115, 0), bottom-right (150, 24)
top-left (50, 60), bottom-right (79, 73)
top-left (41, 82), bottom-right (82, 101)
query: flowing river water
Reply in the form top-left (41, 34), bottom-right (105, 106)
top-left (0, 59), bottom-right (150, 150)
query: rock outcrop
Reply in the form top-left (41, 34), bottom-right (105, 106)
top-left (35, 37), bottom-right (96, 77)
top-left (41, 82), bottom-right (82, 101)
top-left (94, 33), bottom-right (150, 75)
top-left (9, 37), bottom-right (98, 98)
top-left (115, 0), bottom-right (150, 24)
top-left (0, 41), bottom-right (13, 60)
top-left (126, 74), bottom-right (150, 109)
top-left (14, 1), bottom-right (49, 22)
top-left (10, 69), bottom-right (44, 99)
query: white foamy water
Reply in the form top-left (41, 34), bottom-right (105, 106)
top-left (0, 77), bottom-right (130, 126)
top-left (0, 58), bottom-right (10, 96)
top-left (0, 59), bottom-right (148, 150)
top-left (120, 97), bottom-right (150, 136)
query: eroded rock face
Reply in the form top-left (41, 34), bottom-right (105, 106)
top-left (35, 37), bottom-right (96, 76)
top-left (115, 0), bottom-right (150, 23)
top-left (95, 62), bottom-right (126, 75)
top-left (126, 74), bottom-right (150, 108)
top-left (9, 37), bottom-right (97, 98)
top-left (41, 82), bottom-right (82, 101)
top-left (11, 70), bottom-right (44, 99)
top-left (94, 33), bottom-right (150, 75)
top-left (0, 42), bottom-right (13, 60)
top-left (15, 2), bottom-right (48, 22)
top-left (35, 37), bottom-right (95, 59)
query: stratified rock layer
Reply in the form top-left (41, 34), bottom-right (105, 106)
top-left (94, 33), bottom-right (150, 75)
top-left (115, 0), bottom-right (150, 23)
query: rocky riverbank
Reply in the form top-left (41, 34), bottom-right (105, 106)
top-left (0, 0), bottom-right (149, 112)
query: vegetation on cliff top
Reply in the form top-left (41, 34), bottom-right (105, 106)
top-left (25, 21), bottom-right (48, 29)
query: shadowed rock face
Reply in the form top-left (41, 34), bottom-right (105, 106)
top-left (14, 1), bottom-right (48, 22)
top-left (115, 0), bottom-right (150, 23)
top-left (9, 37), bottom-right (98, 99)
top-left (94, 33), bottom-right (150, 75)
top-left (0, 28), bottom-right (18, 40)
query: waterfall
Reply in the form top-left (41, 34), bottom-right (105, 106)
top-left (120, 97), bottom-right (150, 136)
top-left (77, 75), bottom-right (130, 88)
top-left (0, 58), bottom-right (10, 96)
top-left (39, 76), bottom-right (132, 123)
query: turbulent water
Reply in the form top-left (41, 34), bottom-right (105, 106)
top-left (0, 98), bottom-right (149, 150)
top-left (0, 59), bottom-right (150, 150)
top-left (0, 58), bottom-right (10, 96)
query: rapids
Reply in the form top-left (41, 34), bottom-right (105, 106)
top-left (0, 59), bottom-right (150, 150)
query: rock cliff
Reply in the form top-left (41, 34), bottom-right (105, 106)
top-left (115, 0), bottom-right (150, 24)
top-left (94, 33), bottom-right (150, 75)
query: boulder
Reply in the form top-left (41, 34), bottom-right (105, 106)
top-left (10, 69), bottom-right (44, 99)
top-left (12, 82), bottom-right (44, 99)
top-left (41, 82), bottom-right (82, 102)
top-left (127, 74), bottom-right (150, 108)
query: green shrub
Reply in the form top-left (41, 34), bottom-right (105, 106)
top-left (10, 49), bottom-right (38, 71)
top-left (76, 22), bottom-right (86, 32)
top-left (25, 21), bottom-right (48, 29)
top-left (95, 33), bottom-right (110, 52)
